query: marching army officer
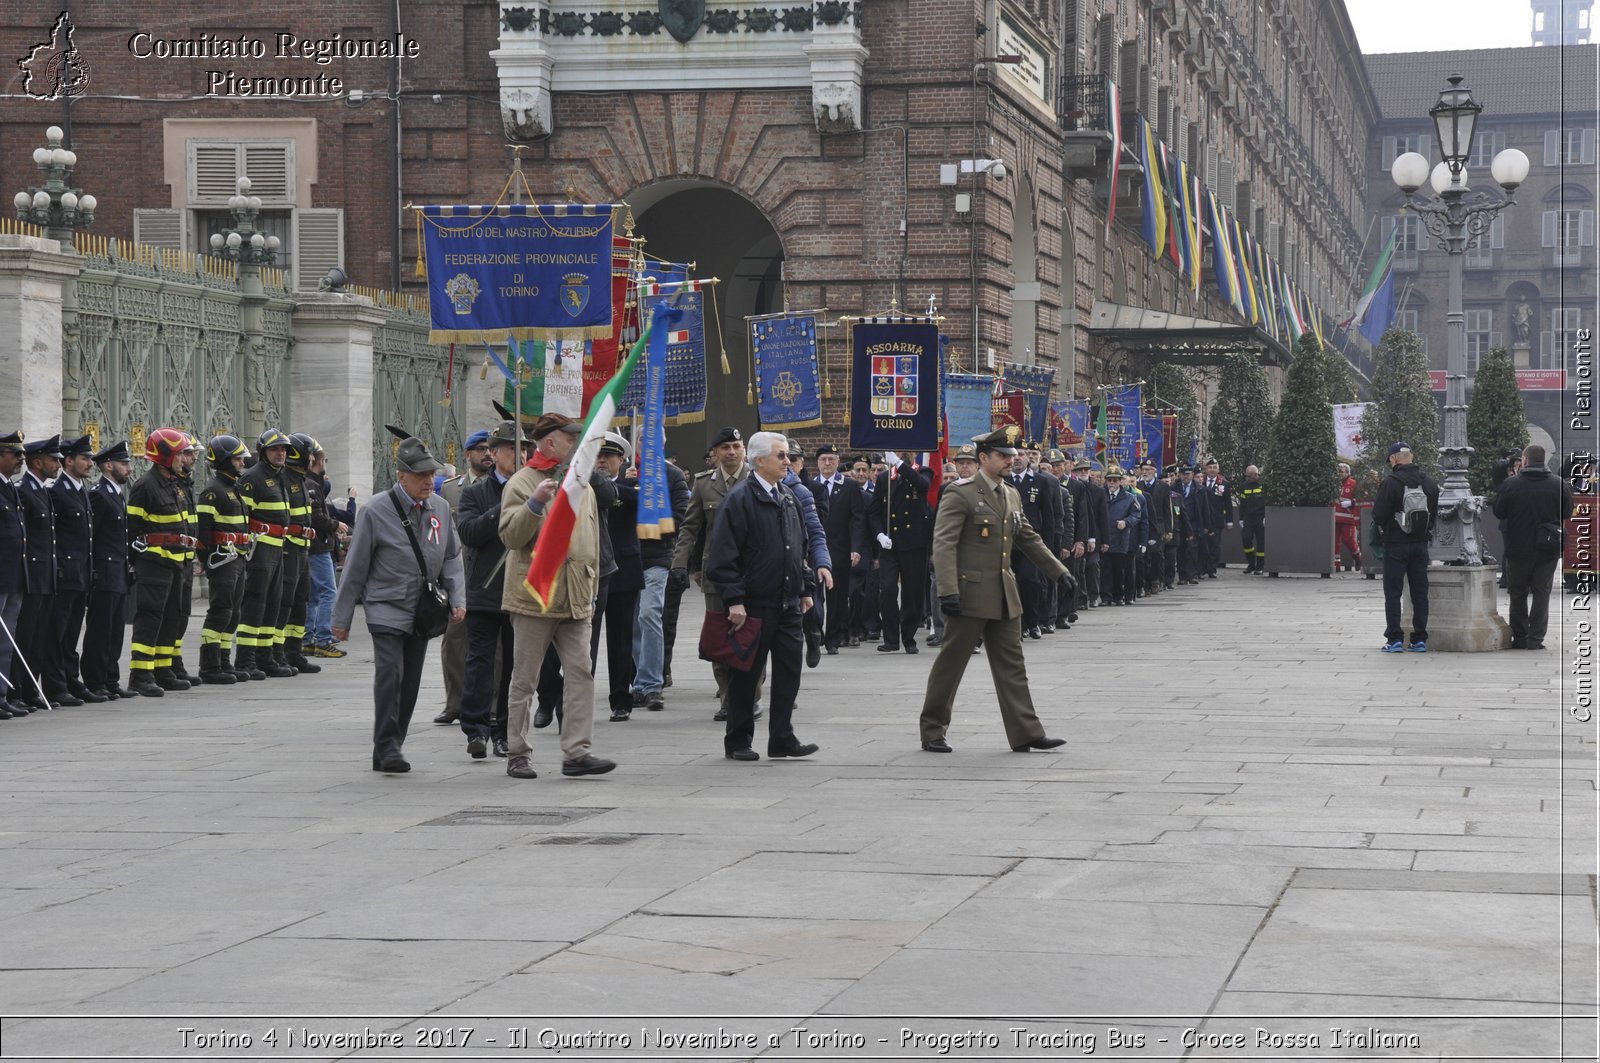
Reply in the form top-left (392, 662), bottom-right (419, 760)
top-left (196, 436), bottom-right (252, 684)
top-left (47, 434), bottom-right (99, 704)
top-left (236, 429), bottom-right (295, 679)
top-left (126, 428), bottom-right (199, 696)
top-left (918, 426), bottom-right (1070, 755)
top-left (12, 435), bottom-right (61, 710)
top-left (0, 431), bottom-right (28, 717)
top-left (83, 441), bottom-right (133, 700)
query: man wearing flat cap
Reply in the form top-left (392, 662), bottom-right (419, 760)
top-left (10, 435), bottom-right (61, 709)
top-left (46, 435), bottom-right (100, 704)
top-left (333, 435), bottom-right (466, 773)
top-left (82, 441), bottom-right (133, 699)
top-left (671, 425), bottom-right (760, 720)
top-left (919, 425), bottom-right (1071, 754)
top-left (0, 431), bottom-right (27, 716)
top-left (497, 412), bottom-right (618, 779)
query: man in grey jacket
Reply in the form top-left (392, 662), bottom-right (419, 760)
top-left (333, 437), bottom-right (466, 773)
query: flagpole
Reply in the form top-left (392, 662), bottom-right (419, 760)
top-left (510, 145), bottom-right (527, 459)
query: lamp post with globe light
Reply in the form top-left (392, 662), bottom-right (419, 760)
top-left (208, 176), bottom-right (281, 288)
top-left (1389, 75), bottom-right (1530, 566)
top-left (13, 126), bottom-right (96, 246)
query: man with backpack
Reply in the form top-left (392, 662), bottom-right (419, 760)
top-left (1492, 444), bottom-right (1575, 650)
top-left (1371, 443), bottom-right (1440, 653)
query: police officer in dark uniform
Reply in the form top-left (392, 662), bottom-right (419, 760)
top-left (126, 428), bottom-right (199, 696)
top-left (1009, 442), bottom-right (1050, 640)
top-left (12, 435), bottom-right (61, 709)
top-left (277, 433), bottom-right (326, 675)
top-left (83, 441), bottom-right (133, 700)
top-left (1176, 464), bottom-right (1206, 584)
top-left (197, 435), bottom-right (252, 684)
top-left (867, 451), bottom-right (933, 654)
top-left (47, 434), bottom-right (100, 704)
top-left (236, 428), bottom-right (295, 679)
top-left (0, 431), bottom-right (29, 717)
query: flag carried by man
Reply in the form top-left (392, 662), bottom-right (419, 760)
top-left (524, 302), bottom-right (679, 609)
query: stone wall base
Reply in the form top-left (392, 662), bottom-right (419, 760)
top-left (1425, 566), bottom-right (1511, 653)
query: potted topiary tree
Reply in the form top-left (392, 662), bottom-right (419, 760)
top-left (1263, 334), bottom-right (1340, 576)
top-left (1466, 345), bottom-right (1529, 564)
top-left (1208, 352), bottom-right (1276, 565)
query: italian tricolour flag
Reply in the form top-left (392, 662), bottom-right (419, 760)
top-left (523, 309), bottom-right (662, 610)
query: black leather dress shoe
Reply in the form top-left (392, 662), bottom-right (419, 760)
top-left (725, 748), bottom-right (760, 762)
top-left (768, 741), bottom-right (818, 759)
top-left (805, 632), bottom-right (821, 669)
top-left (467, 736), bottom-right (487, 759)
top-left (876, 643), bottom-right (900, 653)
top-left (70, 685), bottom-right (107, 703)
top-left (609, 707), bottom-right (631, 722)
top-left (1041, 623), bottom-right (1055, 634)
top-left (926, 635), bottom-right (942, 647)
top-left (90, 687), bottom-right (115, 701)
top-left (432, 708), bottom-right (459, 725)
top-left (903, 642), bottom-right (919, 654)
top-left (533, 705), bottom-right (555, 729)
top-left (492, 737), bottom-right (509, 758)
top-left (921, 738), bottom-right (953, 753)
top-left (1011, 736), bottom-right (1067, 752)
top-left (107, 685), bottom-right (137, 699)
top-left (562, 754), bottom-right (617, 776)
top-left (713, 706), bottom-right (729, 722)
top-left (50, 692), bottom-right (84, 706)
top-left (824, 645), bottom-right (839, 655)
top-left (377, 756), bottom-right (411, 773)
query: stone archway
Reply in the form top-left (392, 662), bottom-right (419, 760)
top-left (626, 180), bottom-right (785, 465)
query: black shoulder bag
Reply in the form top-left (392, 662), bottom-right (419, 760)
top-left (388, 491), bottom-right (452, 639)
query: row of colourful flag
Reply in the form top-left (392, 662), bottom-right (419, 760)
top-left (1119, 92), bottom-right (1330, 351)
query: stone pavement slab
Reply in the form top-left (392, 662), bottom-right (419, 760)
top-left (0, 572), bottom-right (1592, 1060)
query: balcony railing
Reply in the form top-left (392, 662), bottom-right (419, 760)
top-left (1059, 74), bottom-right (1111, 134)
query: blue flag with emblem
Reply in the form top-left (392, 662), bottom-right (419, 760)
top-left (1051, 399), bottom-right (1091, 458)
top-left (750, 312), bottom-right (823, 431)
top-left (617, 263), bottom-right (707, 425)
top-left (849, 318), bottom-right (941, 450)
top-left (1002, 364), bottom-right (1057, 444)
top-left (418, 203), bottom-right (616, 344)
top-left (1102, 384), bottom-right (1143, 470)
top-left (943, 372), bottom-right (994, 448)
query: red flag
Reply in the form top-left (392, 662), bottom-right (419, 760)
top-left (582, 235), bottom-right (635, 415)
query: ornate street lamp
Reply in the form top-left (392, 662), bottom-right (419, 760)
top-left (1390, 75), bottom-right (1530, 566)
top-left (208, 176), bottom-right (281, 269)
top-left (12, 125), bottom-right (96, 245)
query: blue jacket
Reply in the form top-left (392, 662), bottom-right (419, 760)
top-left (706, 474), bottom-right (817, 610)
top-left (18, 471), bottom-right (55, 594)
top-left (1105, 487), bottom-right (1142, 554)
top-left (783, 468), bottom-right (832, 572)
top-left (0, 478), bottom-right (24, 595)
top-left (89, 479), bottom-right (130, 595)
top-left (51, 475), bottom-right (94, 593)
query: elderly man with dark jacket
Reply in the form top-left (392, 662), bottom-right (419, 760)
top-left (454, 420), bottom-right (521, 760)
top-left (332, 436), bottom-right (466, 773)
top-left (705, 431), bottom-right (819, 762)
top-left (1493, 444), bottom-right (1575, 650)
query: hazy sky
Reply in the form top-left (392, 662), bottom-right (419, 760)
top-left (1344, 0), bottom-right (1548, 54)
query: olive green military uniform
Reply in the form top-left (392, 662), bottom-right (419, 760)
top-left (920, 468), bottom-right (1068, 748)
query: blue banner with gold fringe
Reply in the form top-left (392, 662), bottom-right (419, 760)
top-left (942, 372), bottom-right (993, 449)
top-left (635, 303), bottom-right (678, 540)
top-left (751, 312), bottom-right (823, 432)
top-left (1002, 363), bottom-right (1057, 444)
top-left (617, 264), bottom-right (707, 425)
top-left (849, 319), bottom-right (941, 451)
top-left (418, 203), bottom-right (616, 344)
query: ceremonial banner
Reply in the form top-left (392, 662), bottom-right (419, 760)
top-left (1333, 402), bottom-right (1372, 461)
top-left (501, 339), bottom-right (585, 419)
top-left (419, 203), bottom-right (617, 343)
top-left (992, 382), bottom-right (1027, 432)
top-left (942, 372), bottom-right (994, 448)
top-left (1139, 414), bottom-right (1165, 465)
top-left (1160, 413), bottom-right (1177, 468)
top-left (1050, 400), bottom-right (1090, 455)
top-left (635, 317), bottom-right (675, 540)
top-left (1101, 384), bottom-right (1143, 471)
top-left (617, 264), bottom-right (707, 425)
top-left (750, 312), bottom-right (823, 431)
top-left (1002, 363), bottom-right (1057, 443)
top-left (849, 319), bottom-right (941, 451)
top-left (584, 235), bottom-right (637, 414)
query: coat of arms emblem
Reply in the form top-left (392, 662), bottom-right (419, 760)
top-left (659, 0), bottom-right (705, 43)
top-left (560, 273), bottom-right (590, 318)
top-left (445, 273), bottom-right (481, 316)
top-left (870, 354), bottom-right (918, 416)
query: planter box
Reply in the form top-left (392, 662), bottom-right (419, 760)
top-left (1221, 525), bottom-right (1247, 567)
top-left (1265, 505), bottom-right (1336, 577)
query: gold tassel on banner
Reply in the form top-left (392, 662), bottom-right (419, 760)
top-left (820, 324), bottom-right (832, 399)
top-left (414, 210), bottom-right (426, 278)
top-left (709, 282), bottom-right (733, 375)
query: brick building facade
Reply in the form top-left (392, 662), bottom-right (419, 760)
top-left (4, 0), bottom-right (1378, 453)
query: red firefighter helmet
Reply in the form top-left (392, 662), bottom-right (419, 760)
top-left (145, 427), bottom-right (190, 468)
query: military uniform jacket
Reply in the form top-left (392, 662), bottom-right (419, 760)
top-left (126, 466), bottom-right (196, 569)
top-left (237, 462), bottom-right (292, 548)
top-left (1203, 476), bottom-right (1233, 526)
top-left (50, 474), bottom-right (94, 592)
top-left (0, 477), bottom-right (25, 595)
top-left (671, 464), bottom-right (749, 575)
top-left (867, 459), bottom-right (933, 550)
top-left (88, 479), bottom-right (130, 594)
top-left (18, 470), bottom-right (56, 594)
top-left (196, 473), bottom-right (249, 570)
top-left (1141, 479), bottom-right (1173, 538)
top-left (933, 472), bottom-right (1066, 620)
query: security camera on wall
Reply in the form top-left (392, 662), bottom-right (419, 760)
top-left (988, 161), bottom-right (1008, 181)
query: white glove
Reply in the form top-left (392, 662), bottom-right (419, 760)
top-left (1339, 499), bottom-right (1352, 508)
top-left (876, 533), bottom-right (893, 550)
top-left (883, 450), bottom-right (900, 468)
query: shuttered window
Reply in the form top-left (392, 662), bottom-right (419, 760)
top-left (186, 141), bottom-right (294, 206)
top-left (293, 208), bottom-right (345, 292)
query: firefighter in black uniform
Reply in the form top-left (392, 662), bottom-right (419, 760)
top-left (276, 433), bottom-right (323, 675)
top-left (1237, 465), bottom-right (1267, 573)
top-left (126, 428), bottom-right (199, 697)
top-left (197, 435), bottom-right (252, 684)
top-left (166, 435), bottom-right (204, 688)
top-left (236, 429), bottom-right (294, 679)
top-left (83, 441), bottom-right (133, 700)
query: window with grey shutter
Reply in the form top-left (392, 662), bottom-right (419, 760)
top-left (1545, 130), bottom-right (1559, 166)
top-left (1156, 86), bottom-right (1172, 141)
top-left (1096, 16), bottom-right (1120, 83)
top-left (1219, 157), bottom-right (1235, 209)
top-left (293, 208), bottom-right (344, 292)
top-left (1204, 144), bottom-right (1219, 189)
top-left (133, 208), bottom-right (187, 249)
top-left (187, 141), bottom-right (294, 206)
top-left (1119, 41), bottom-right (1140, 101)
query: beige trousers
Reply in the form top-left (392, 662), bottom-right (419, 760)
top-left (508, 613), bottom-right (594, 761)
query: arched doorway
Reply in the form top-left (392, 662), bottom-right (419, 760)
top-left (626, 180), bottom-right (785, 466)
